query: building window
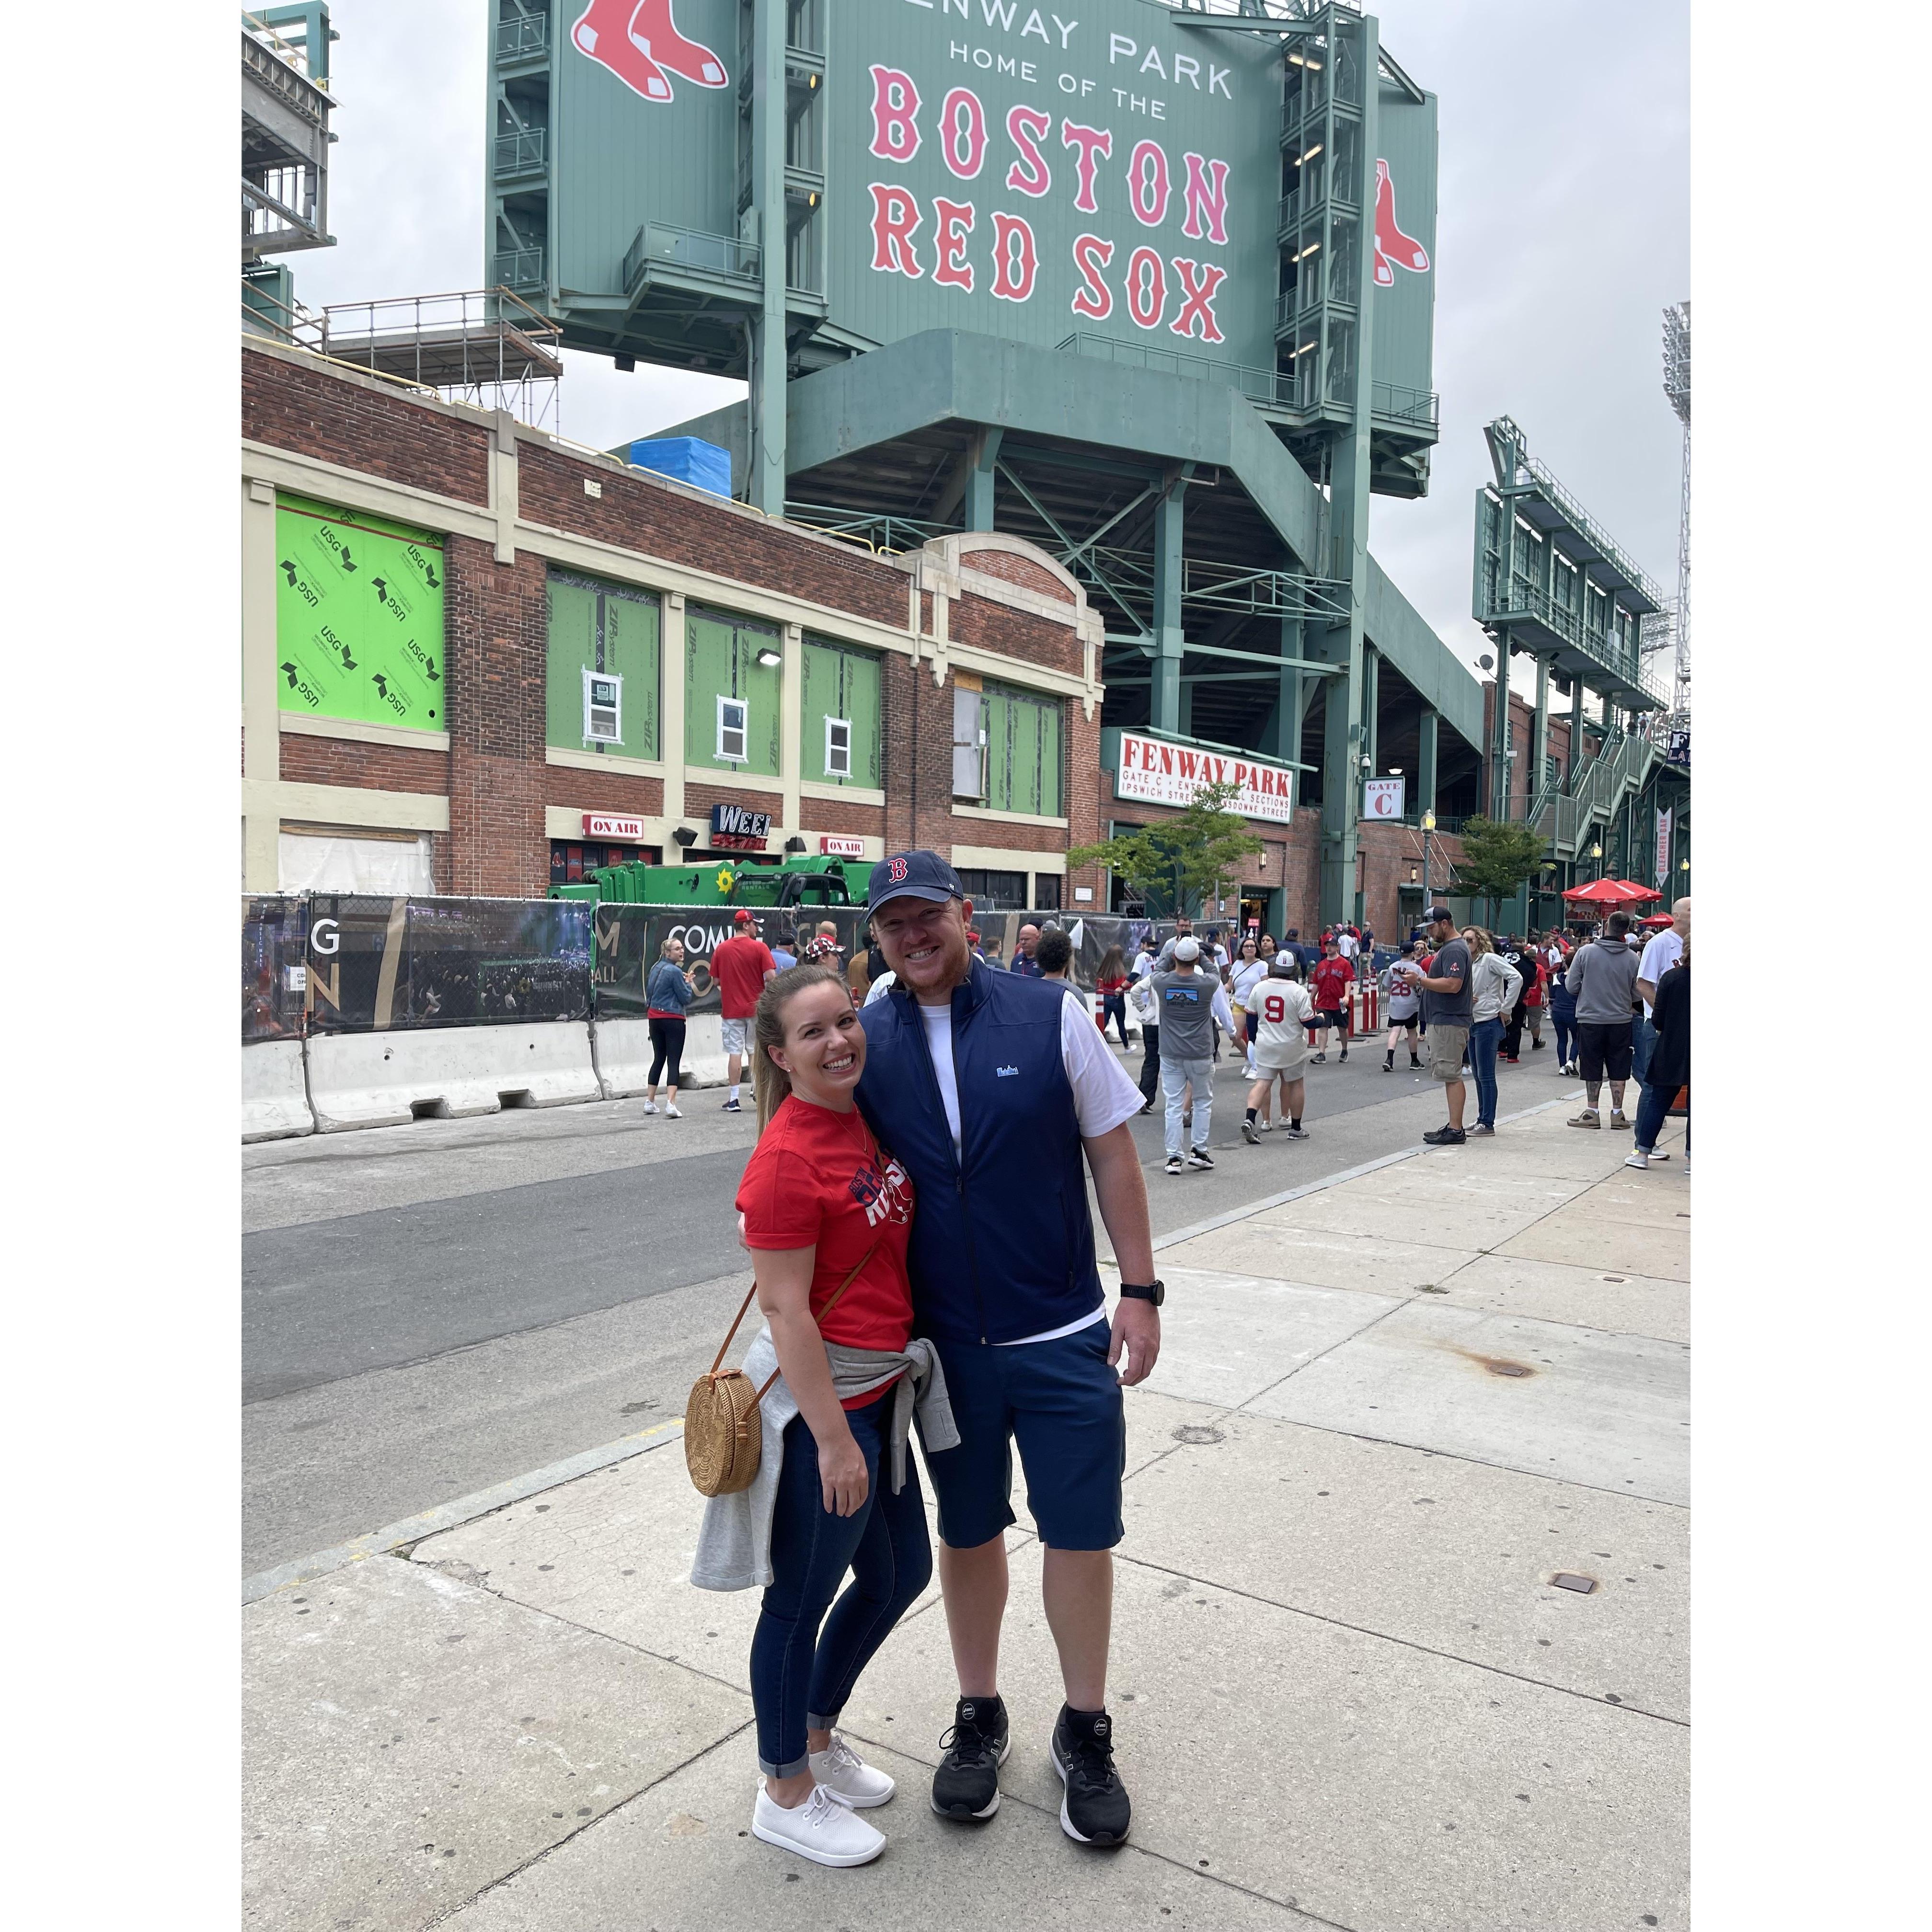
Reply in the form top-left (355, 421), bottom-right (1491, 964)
top-left (803, 636), bottom-right (882, 786)
top-left (547, 570), bottom-right (660, 757)
top-left (583, 669), bottom-right (621, 744)
top-left (956, 867), bottom-right (1028, 909)
top-left (953, 677), bottom-right (1062, 815)
top-left (1033, 873), bottom-right (1061, 911)
top-left (687, 604), bottom-right (782, 776)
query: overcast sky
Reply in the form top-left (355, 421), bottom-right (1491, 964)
top-left (287, 0), bottom-right (1687, 674)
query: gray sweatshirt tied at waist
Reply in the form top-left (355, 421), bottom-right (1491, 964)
top-left (1564, 935), bottom-right (1642, 1025)
top-left (690, 1327), bottom-right (958, 1594)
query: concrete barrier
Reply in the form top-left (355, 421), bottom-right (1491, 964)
top-left (242, 1039), bottom-right (314, 1142)
top-left (589, 1015), bottom-right (728, 1098)
top-left (306, 1023), bottom-right (601, 1133)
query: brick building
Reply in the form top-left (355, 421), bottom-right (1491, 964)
top-left (242, 342), bottom-right (1463, 934)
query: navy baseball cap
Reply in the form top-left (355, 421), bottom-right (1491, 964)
top-left (866, 849), bottom-right (966, 915)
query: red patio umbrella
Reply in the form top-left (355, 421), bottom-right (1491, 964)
top-left (1638, 911), bottom-right (1675, 929)
top-left (1562, 877), bottom-right (1644, 906)
top-left (1612, 880), bottom-right (1662, 903)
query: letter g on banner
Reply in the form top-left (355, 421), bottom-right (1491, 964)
top-left (310, 917), bottom-right (340, 957)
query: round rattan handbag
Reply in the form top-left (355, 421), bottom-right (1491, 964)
top-left (683, 1243), bottom-right (876, 1496)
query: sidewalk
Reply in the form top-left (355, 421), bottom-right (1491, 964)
top-left (242, 1097), bottom-right (1690, 1932)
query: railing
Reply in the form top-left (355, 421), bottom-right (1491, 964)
top-left (1478, 576), bottom-right (1646, 688)
top-left (492, 128), bottom-right (547, 176)
top-left (242, 22), bottom-right (330, 117)
top-left (495, 10), bottom-right (548, 59)
top-left (784, 504), bottom-right (958, 555)
top-left (1371, 380), bottom-right (1439, 430)
top-left (493, 246), bottom-right (545, 289)
top-left (624, 221), bottom-right (760, 291)
top-left (1519, 452), bottom-right (1667, 611)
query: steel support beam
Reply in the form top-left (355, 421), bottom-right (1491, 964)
top-left (1318, 7), bottom-right (1380, 926)
top-left (1417, 706), bottom-right (1439, 818)
top-left (1150, 467), bottom-right (1194, 736)
top-left (1491, 637), bottom-right (1513, 819)
top-left (747, 0), bottom-right (788, 516)
top-left (966, 426), bottom-right (1002, 531)
top-left (1532, 656), bottom-right (1551, 798)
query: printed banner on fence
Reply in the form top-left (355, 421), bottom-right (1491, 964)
top-left (592, 905), bottom-right (874, 1017)
top-left (305, 896), bottom-right (592, 1033)
top-left (242, 895), bottom-right (310, 1042)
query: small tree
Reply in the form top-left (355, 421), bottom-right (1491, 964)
top-left (1068, 779), bottom-right (1265, 920)
top-left (1449, 816), bottom-right (1550, 928)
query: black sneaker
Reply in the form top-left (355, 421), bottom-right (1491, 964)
top-left (1186, 1148), bottom-right (1214, 1170)
top-left (1050, 1706), bottom-right (1131, 1845)
top-left (1164, 1154), bottom-right (1184, 1175)
top-left (1339, 1048), bottom-right (1349, 1061)
top-left (1423, 1125), bottom-right (1466, 1146)
top-left (720, 1097), bottom-right (742, 1113)
top-left (932, 1696), bottom-right (1009, 1821)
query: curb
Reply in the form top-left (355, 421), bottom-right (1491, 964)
top-left (241, 1418), bottom-right (686, 1606)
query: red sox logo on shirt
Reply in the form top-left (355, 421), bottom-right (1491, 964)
top-left (850, 1157), bottom-right (914, 1230)
top-left (571, 0), bottom-right (727, 104)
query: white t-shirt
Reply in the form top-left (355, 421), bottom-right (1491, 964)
top-left (1635, 930), bottom-right (1682, 1019)
top-left (917, 992), bottom-right (1143, 1346)
top-left (1229, 959), bottom-right (1270, 1007)
top-left (862, 969), bottom-right (898, 1006)
top-left (1250, 977), bottom-right (1316, 1068)
top-left (1336, 931), bottom-right (1359, 960)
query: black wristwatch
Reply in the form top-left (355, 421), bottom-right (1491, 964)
top-left (1117, 1278), bottom-right (1165, 1307)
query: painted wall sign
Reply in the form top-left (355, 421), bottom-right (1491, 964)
top-left (709, 802), bottom-right (772, 849)
top-left (819, 835), bottom-right (867, 856)
top-left (1112, 729), bottom-right (1295, 824)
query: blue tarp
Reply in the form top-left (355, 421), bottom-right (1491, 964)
top-left (626, 436), bottom-right (732, 497)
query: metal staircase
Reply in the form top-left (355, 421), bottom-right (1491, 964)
top-left (1530, 727), bottom-right (1664, 860)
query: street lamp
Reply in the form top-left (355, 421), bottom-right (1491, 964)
top-left (1421, 808), bottom-right (1437, 918)
top-left (1589, 840), bottom-right (1603, 883)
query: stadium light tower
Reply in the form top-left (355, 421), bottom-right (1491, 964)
top-left (1662, 301), bottom-right (1690, 722)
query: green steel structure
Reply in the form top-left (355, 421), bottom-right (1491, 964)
top-left (1472, 417), bottom-right (1690, 927)
top-left (487, 0), bottom-right (1488, 920)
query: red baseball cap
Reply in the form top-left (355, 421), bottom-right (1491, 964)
top-left (733, 909), bottom-right (756, 926)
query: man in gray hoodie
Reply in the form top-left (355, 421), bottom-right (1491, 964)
top-left (1565, 911), bottom-right (1642, 1129)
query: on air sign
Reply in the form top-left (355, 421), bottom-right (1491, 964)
top-left (1113, 730), bottom-right (1294, 824)
top-left (819, 835), bottom-right (867, 857)
top-left (584, 813), bottom-right (648, 841)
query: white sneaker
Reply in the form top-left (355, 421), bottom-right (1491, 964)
top-left (808, 1731), bottom-right (896, 1808)
top-left (1257, 1119), bottom-right (1273, 1133)
top-left (751, 1782), bottom-right (886, 1868)
top-left (640, 1100), bottom-right (658, 1115)
top-left (1624, 1150), bottom-right (1650, 1170)
top-left (665, 1104), bottom-right (682, 1119)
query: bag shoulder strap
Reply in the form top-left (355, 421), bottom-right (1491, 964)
top-left (709, 1120), bottom-right (888, 1403)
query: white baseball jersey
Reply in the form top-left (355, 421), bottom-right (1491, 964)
top-left (1251, 977), bottom-right (1316, 1070)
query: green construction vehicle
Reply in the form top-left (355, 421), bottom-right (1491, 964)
top-left (549, 851), bottom-right (871, 910)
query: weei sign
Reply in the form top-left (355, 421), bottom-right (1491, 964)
top-left (1112, 728), bottom-right (1295, 823)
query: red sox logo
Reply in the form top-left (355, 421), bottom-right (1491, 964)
top-left (571, 0), bottom-right (727, 104)
top-left (1372, 159), bottom-right (1430, 288)
top-left (887, 856), bottom-right (909, 884)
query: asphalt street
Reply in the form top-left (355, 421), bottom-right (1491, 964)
top-left (242, 1030), bottom-right (1577, 1575)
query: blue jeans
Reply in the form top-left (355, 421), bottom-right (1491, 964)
top-left (1550, 1000), bottom-right (1576, 1067)
top-left (1469, 1016), bottom-right (1504, 1128)
top-left (1162, 1054), bottom-right (1212, 1156)
top-left (1634, 1079), bottom-right (1688, 1154)
top-left (1632, 1015), bottom-right (1657, 1090)
top-left (749, 1392), bottom-right (932, 1777)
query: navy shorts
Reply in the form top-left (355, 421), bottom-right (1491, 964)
top-left (915, 1318), bottom-right (1126, 1552)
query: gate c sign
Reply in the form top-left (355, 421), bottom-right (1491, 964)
top-left (1363, 777), bottom-right (1405, 820)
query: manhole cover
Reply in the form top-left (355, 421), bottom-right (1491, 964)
top-left (1550, 1572), bottom-right (1598, 1594)
top-left (1171, 1424), bottom-right (1226, 1446)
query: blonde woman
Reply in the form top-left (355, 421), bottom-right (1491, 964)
top-left (1462, 927), bottom-right (1521, 1137)
top-left (642, 935), bottom-right (698, 1117)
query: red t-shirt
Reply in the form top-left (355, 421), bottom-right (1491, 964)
top-left (711, 934), bottom-right (778, 1018)
top-left (736, 1095), bottom-right (915, 1409)
top-left (1520, 956), bottom-right (1545, 1006)
top-left (1311, 957), bottom-right (1354, 1011)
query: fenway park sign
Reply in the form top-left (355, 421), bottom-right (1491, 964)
top-left (1113, 731), bottom-right (1295, 825)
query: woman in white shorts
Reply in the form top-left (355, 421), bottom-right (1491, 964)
top-left (1242, 958), bottom-right (1315, 1143)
